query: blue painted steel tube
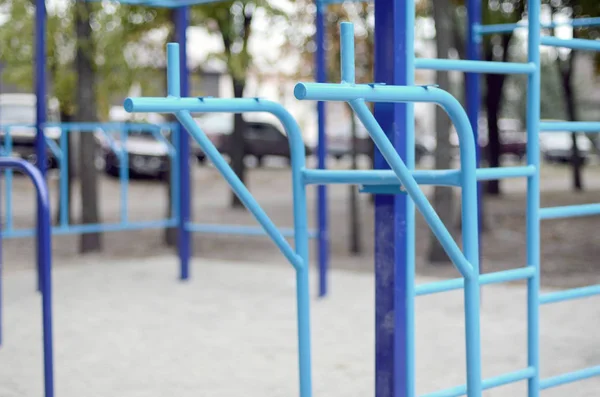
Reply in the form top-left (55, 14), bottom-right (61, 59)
top-left (466, 0), bottom-right (483, 284)
top-left (540, 36), bottom-right (600, 51)
top-left (421, 367), bottom-right (535, 397)
top-left (175, 110), bottom-right (312, 397)
top-left (475, 17), bottom-right (600, 35)
top-left (414, 59), bottom-right (535, 74)
top-left (35, 0), bottom-right (47, 293)
top-left (119, 125), bottom-right (129, 223)
top-left (540, 284), bottom-right (600, 305)
top-left (293, 84), bottom-right (477, 277)
top-left (526, 0), bottom-right (542, 395)
top-left (416, 267), bottom-right (535, 296)
top-left (540, 203), bottom-right (600, 220)
top-left (173, 15), bottom-right (192, 281)
top-left (59, 128), bottom-right (69, 227)
top-left (4, 133), bottom-right (13, 231)
top-left (0, 158), bottom-right (54, 397)
top-left (539, 366), bottom-right (600, 390)
top-left (349, 99), bottom-right (482, 396)
top-left (315, 2), bottom-right (329, 298)
top-left (302, 166), bottom-right (535, 186)
top-left (370, 3), bottom-right (414, 394)
top-left (540, 121), bottom-right (600, 132)
top-left (187, 223), bottom-right (318, 238)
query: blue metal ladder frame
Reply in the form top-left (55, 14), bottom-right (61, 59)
top-left (0, 158), bottom-right (54, 397)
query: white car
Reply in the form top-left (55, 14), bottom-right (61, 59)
top-left (540, 120), bottom-right (594, 164)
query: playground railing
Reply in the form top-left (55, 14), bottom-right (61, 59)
top-left (0, 157), bottom-right (54, 397)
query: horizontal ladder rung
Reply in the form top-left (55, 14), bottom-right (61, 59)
top-left (541, 36), bottom-right (600, 52)
top-left (540, 365), bottom-right (600, 390)
top-left (302, 166), bottom-right (535, 187)
top-left (416, 267), bottom-right (535, 296)
top-left (540, 285), bottom-right (600, 305)
top-left (540, 121), bottom-right (600, 132)
top-left (186, 223), bottom-right (318, 238)
top-left (420, 367), bottom-right (535, 397)
top-left (540, 203), bottom-right (600, 220)
top-left (475, 17), bottom-right (600, 35)
top-left (415, 58), bottom-right (535, 74)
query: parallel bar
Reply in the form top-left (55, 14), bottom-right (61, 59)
top-left (302, 166), bottom-right (535, 186)
top-left (540, 121), bottom-right (600, 132)
top-left (415, 267), bottom-right (535, 296)
top-left (476, 17), bottom-right (600, 35)
top-left (540, 366), bottom-right (600, 390)
top-left (415, 58), bottom-right (535, 74)
top-left (1, 219), bottom-right (178, 239)
top-left (421, 367), bottom-right (535, 397)
top-left (186, 223), bottom-right (318, 238)
top-left (540, 285), bottom-right (600, 305)
top-left (540, 203), bottom-right (600, 220)
top-left (541, 36), bottom-right (600, 52)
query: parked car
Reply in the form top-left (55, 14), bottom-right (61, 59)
top-left (0, 93), bottom-right (62, 169)
top-left (450, 118), bottom-right (527, 161)
top-left (540, 129), bottom-right (593, 164)
top-left (194, 114), bottom-right (312, 166)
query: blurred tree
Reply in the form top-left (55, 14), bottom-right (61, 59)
top-left (192, 1), bottom-right (287, 208)
top-left (429, 0), bottom-right (457, 263)
top-left (0, 0), bottom-right (171, 252)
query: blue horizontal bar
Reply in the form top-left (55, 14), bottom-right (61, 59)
top-left (540, 285), bottom-right (600, 305)
top-left (186, 223), bottom-right (318, 239)
top-left (2, 219), bottom-right (177, 239)
top-left (540, 203), bottom-right (600, 220)
top-left (421, 367), bottom-right (535, 397)
top-left (475, 17), bottom-right (600, 35)
top-left (541, 36), bottom-right (600, 52)
top-left (303, 166), bottom-right (535, 187)
top-left (84, 0), bottom-right (225, 8)
top-left (415, 59), bottom-right (535, 74)
top-left (415, 267), bottom-right (535, 296)
top-left (540, 365), bottom-right (600, 390)
top-left (540, 121), bottom-right (600, 132)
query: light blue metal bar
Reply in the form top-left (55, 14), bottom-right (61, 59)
top-left (186, 223), bottom-right (318, 238)
top-left (1, 219), bottom-right (178, 239)
top-left (421, 367), bottom-right (535, 397)
top-left (415, 59), bottom-right (535, 74)
top-left (3, 131), bottom-right (14, 231)
top-left (175, 111), bottom-right (304, 271)
top-left (540, 121), bottom-right (600, 132)
top-left (540, 285), bottom-right (600, 305)
top-left (415, 267), bottom-right (535, 296)
top-left (43, 136), bottom-right (62, 161)
top-left (59, 128), bottom-right (69, 227)
top-left (348, 100), bottom-right (474, 278)
top-left (540, 203), bottom-right (600, 220)
top-left (119, 125), bottom-right (129, 223)
top-left (541, 36), bottom-right (600, 52)
top-left (540, 366), bottom-right (600, 390)
top-left (475, 17), bottom-right (600, 35)
top-left (302, 166), bottom-right (535, 186)
top-left (526, 0), bottom-right (542, 394)
top-left (85, 0), bottom-right (230, 7)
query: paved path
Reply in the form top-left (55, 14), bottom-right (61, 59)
top-left (1, 256), bottom-right (599, 396)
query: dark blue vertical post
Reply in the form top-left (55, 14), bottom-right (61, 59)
top-left (175, 7), bottom-right (191, 280)
top-left (35, 0), bottom-right (47, 292)
top-left (466, 0), bottom-right (483, 267)
top-left (373, 0), bottom-right (414, 396)
top-left (315, 2), bottom-right (329, 297)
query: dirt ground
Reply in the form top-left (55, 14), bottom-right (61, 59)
top-left (3, 156), bottom-right (600, 289)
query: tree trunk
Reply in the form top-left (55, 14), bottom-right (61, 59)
top-left (230, 78), bottom-right (247, 208)
top-left (75, 0), bottom-right (102, 253)
top-left (559, 52), bottom-right (583, 191)
top-left (484, 32), bottom-right (512, 196)
top-left (55, 111), bottom-right (74, 226)
top-left (429, 0), bottom-right (456, 264)
top-left (164, 11), bottom-right (178, 246)
top-left (348, 106), bottom-right (362, 255)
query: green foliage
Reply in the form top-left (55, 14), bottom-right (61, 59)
top-left (0, 0), bottom-right (171, 119)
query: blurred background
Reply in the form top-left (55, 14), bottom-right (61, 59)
top-left (0, 0), bottom-right (599, 289)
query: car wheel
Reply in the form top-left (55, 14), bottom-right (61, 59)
top-left (255, 155), bottom-right (264, 167)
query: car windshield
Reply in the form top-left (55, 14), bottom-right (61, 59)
top-left (0, 105), bottom-right (35, 125)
